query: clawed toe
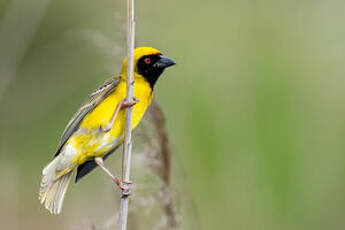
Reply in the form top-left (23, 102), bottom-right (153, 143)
top-left (121, 97), bottom-right (139, 108)
top-left (122, 188), bottom-right (131, 196)
top-left (119, 182), bottom-right (132, 196)
top-left (124, 180), bottom-right (133, 184)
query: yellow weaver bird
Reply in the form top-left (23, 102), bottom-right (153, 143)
top-left (39, 47), bottom-right (175, 214)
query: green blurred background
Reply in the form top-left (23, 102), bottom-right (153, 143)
top-left (1, 0), bottom-right (345, 229)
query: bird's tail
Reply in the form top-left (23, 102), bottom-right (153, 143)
top-left (39, 157), bottom-right (73, 214)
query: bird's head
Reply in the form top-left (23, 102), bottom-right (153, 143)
top-left (121, 47), bottom-right (176, 89)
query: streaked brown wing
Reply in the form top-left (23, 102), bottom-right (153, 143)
top-left (54, 76), bottom-right (122, 156)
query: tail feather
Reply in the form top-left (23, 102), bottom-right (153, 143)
top-left (39, 158), bottom-right (73, 214)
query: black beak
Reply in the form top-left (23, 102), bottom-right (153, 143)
top-left (153, 55), bottom-right (176, 69)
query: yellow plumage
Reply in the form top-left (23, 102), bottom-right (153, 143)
top-left (39, 47), bottom-right (175, 214)
top-left (70, 77), bottom-right (153, 165)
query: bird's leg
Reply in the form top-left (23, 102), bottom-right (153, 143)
top-left (94, 157), bottom-right (131, 195)
top-left (102, 97), bottom-right (139, 132)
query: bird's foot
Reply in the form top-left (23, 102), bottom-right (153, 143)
top-left (101, 97), bottom-right (139, 133)
top-left (121, 97), bottom-right (139, 108)
top-left (118, 181), bottom-right (133, 196)
top-left (110, 176), bottom-right (132, 195)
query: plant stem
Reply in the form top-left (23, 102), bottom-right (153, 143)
top-left (118, 0), bottom-right (135, 229)
top-left (150, 101), bottom-right (177, 229)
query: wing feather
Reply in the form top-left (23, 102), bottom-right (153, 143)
top-left (54, 76), bottom-right (122, 156)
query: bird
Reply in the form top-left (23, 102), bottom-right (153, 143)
top-left (39, 47), bottom-right (175, 214)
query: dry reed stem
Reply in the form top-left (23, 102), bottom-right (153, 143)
top-left (118, 0), bottom-right (135, 229)
top-left (149, 101), bottom-right (177, 230)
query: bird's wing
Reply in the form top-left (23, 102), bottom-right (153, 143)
top-left (54, 76), bottom-right (122, 156)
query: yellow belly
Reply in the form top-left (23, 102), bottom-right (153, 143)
top-left (68, 78), bottom-right (152, 165)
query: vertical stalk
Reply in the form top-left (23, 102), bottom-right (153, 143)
top-left (118, 0), bottom-right (135, 229)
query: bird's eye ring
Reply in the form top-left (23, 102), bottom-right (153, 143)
top-left (144, 57), bottom-right (151, 64)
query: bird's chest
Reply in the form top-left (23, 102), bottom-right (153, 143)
top-left (69, 80), bottom-right (152, 164)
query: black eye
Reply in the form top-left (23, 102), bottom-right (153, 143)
top-left (144, 57), bottom-right (151, 64)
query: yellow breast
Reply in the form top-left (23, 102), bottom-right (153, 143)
top-left (68, 76), bottom-right (153, 165)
